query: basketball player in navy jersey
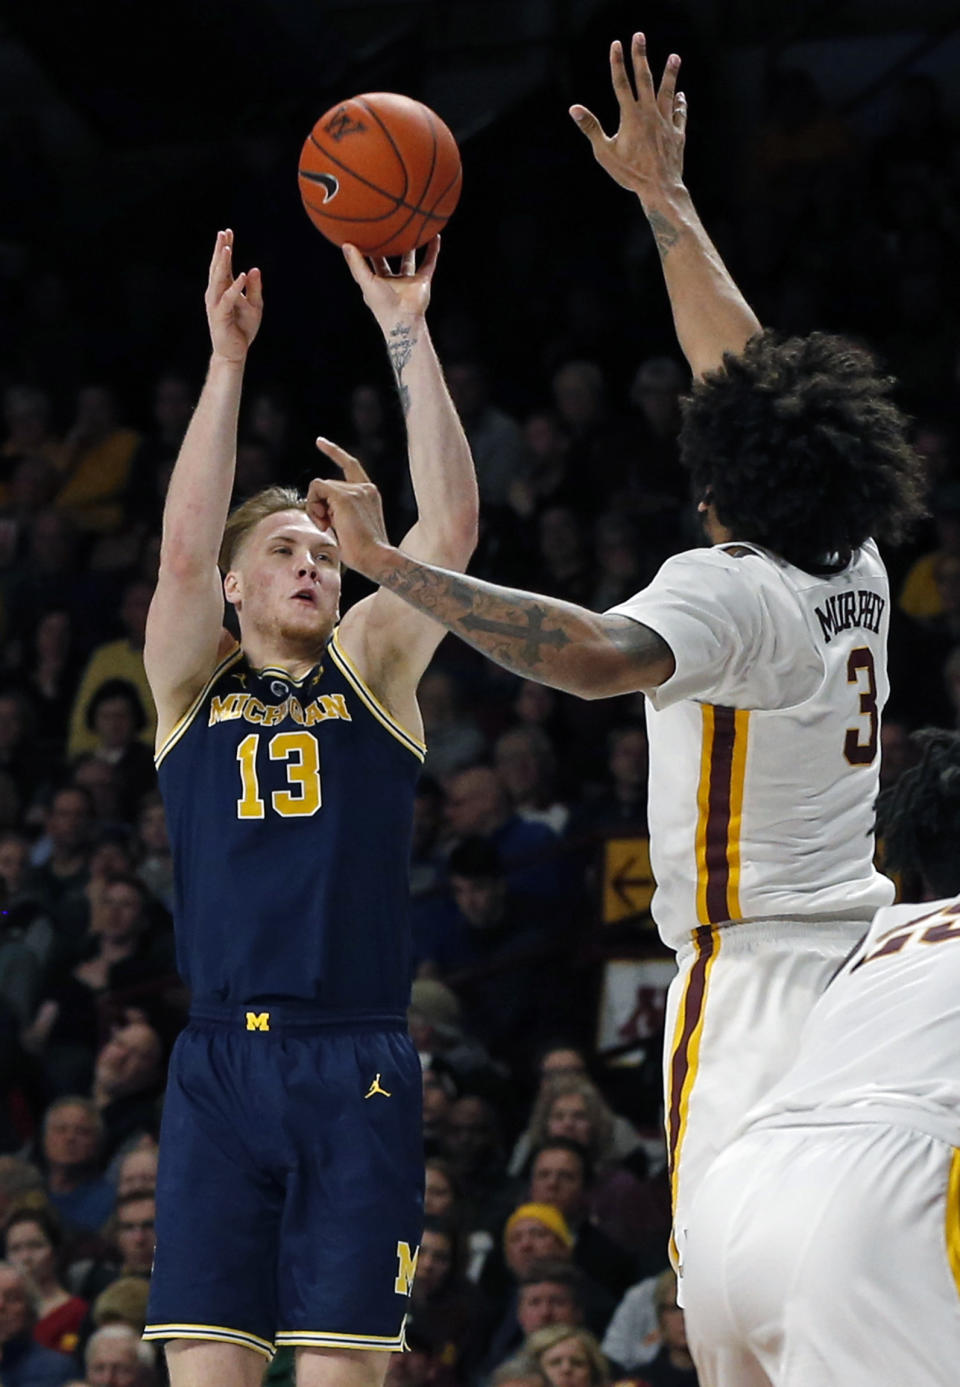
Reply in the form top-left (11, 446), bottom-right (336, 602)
top-left (140, 230), bottom-right (477, 1387)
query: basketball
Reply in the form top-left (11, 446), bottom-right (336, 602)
top-left (298, 92), bottom-right (462, 257)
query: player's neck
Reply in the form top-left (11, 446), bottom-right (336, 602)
top-left (239, 627), bottom-right (329, 681)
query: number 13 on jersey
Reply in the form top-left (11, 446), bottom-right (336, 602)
top-left (236, 731), bottom-right (322, 818)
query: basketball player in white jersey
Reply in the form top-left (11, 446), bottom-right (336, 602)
top-left (681, 728), bottom-right (960, 1386)
top-left (306, 32), bottom-right (927, 1292)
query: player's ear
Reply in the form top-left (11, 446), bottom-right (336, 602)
top-left (223, 569), bottom-right (241, 607)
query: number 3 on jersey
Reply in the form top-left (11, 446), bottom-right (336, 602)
top-left (844, 646), bottom-right (878, 766)
top-left (236, 731), bottom-right (322, 818)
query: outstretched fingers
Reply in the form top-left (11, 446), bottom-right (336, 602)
top-left (629, 32), bottom-right (656, 101)
top-left (657, 52), bottom-right (682, 119)
top-left (609, 38), bottom-right (637, 112)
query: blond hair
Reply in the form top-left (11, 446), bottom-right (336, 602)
top-left (218, 486), bottom-right (307, 571)
top-left (525, 1326), bottom-right (608, 1387)
top-left (526, 1074), bottom-right (615, 1167)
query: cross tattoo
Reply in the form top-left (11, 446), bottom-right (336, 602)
top-left (461, 606), bottom-right (570, 664)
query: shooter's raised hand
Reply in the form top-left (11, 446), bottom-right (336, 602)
top-left (205, 229), bottom-right (264, 363)
top-left (571, 34), bottom-right (687, 202)
top-left (341, 236), bottom-right (440, 329)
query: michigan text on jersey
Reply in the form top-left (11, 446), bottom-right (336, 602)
top-left (208, 692), bottom-right (351, 728)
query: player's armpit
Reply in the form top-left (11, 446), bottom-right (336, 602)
top-left (600, 614), bottom-right (676, 692)
top-left (144, 564), bottom-right (231, 747)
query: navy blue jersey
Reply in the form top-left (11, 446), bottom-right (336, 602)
top-left (156, 628), bottom-right (424, 1015)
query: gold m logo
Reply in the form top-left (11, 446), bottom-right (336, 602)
top-left (245, 1012), bottom-right (270, 1032)
top-left (394, 1241), bottom-right (419, 1296)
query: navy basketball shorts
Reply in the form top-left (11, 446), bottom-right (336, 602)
top-left (144, 1004), bottom-right (424, 1361)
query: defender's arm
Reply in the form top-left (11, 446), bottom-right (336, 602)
top-left (572, 34), bottom-right (761, 379)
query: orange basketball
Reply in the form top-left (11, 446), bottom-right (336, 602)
top-left (298, 92), bottom-right (462, 257)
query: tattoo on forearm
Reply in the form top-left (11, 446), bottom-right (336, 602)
top-left (386, 562), bottom-right (575, 675)
top-left (387, 323), bottom-right (416, 416)
top-left (647, 209), bottom-right (679, 259)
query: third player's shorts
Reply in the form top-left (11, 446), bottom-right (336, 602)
top-left (683, 1121), bottom-right (960, 1386)
top-left (664, 918), bottom-right (862, 1287)
top-left (144, 1003), bottom-right (424, 1361)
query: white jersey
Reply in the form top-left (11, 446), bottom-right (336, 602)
top-left (746, 893), bottom-right (960, 1147)
top-left (608, 539), bottom-right (894, 950)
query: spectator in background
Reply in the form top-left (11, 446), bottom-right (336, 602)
top-left (0, 689), bottom-right (47, 812)
top-left (408, 980), bottom-right (502, 1088)
top-left (444, 765), bottom-right (561, 905)
top-left (446, 360), bottom-right (525, 508)
top-left (406, 1216), bottom-right (485, 1380)
top-left (508, 413), bottom-right (576, 523)
top-left (55, 386), bottom-right (139, 536)
top-left (494, 727), bottom-right (569, 835)
top-left (27, 784), bottom-right (96, 899)
top-left (71, 1193), bottom-right (155, 1304)
top-left (899, 481), bottom-right (960, 623)
top-left (418, 670), bottom-right (488, 782)
top-left (536, 508), bottom-right (594, 607)
top-left (90, 1275), bottom-right (149, 1337)
top-left (590, 514), bottom-right (649, 615)
top-left (630, 1272), bottom-right (698, 1387)
top-left (0, 874), bottom-right (44, 1026)
top-left (0, 1157), bottom-right (44, 1226)
top-left (600, 1272), bottom-right (665, 1375)
top-left (21, 611), bottom-right (83, 759)
top-left (486, 1258), bottom-right (588, 1379)
top-left (491, 1357), bottom-right (549, 1387)
top-left (0, 456), bottom-right (60, 572)
top-left (527, 1141), bottom-right (636, 1300)
top-left (423, 1158), bottom-right (458, 1220)
top-left (1, 387), bottom-right (64, 480)
top-left (421, 1058), bottom-right (458, 1159)
top-left (81, 1323), bottom-right (154, 1387)
top-left (67, 582), bottom-right (156, 761)
top-left (132, 795), bottom-right (172, 914)
top-left (441, 1096), bottom-right (518, 1242)
top-left (0, 1261), bottom-right (75, 1387)
top-left (37, 1098), bottom-right (114, 1236)
top-left (566, 722), bottom-right (649, 857)
top-left (3, 1207), bottom-right (87, 1355)
top-left (89, 1022), bottom-right (164, 1162)
top-left (111, 1145), bottom-right (157, 1203)
top-left (439, 839), bottom-right (561, 1057)
top-left (82, 683), bottom-right (156, 824)
top-left (525, 1325), bottom-right (609, 1387)
top-left (550, 362), bottom-right (635, 504)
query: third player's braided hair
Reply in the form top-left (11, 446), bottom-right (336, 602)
top-left (877, 729), bottom-right (960, 897)
top-left (680, 330), bottom-right (928, 573)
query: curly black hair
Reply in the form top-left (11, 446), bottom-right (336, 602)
top-left (680, 331), bottom-right (928, 572)
top-left (877, 729), bottom-right (960, 897)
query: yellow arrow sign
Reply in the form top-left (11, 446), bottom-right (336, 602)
top-left (602, 837), bottom-right (655, 924)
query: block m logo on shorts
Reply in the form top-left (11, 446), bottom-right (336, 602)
top-left (394, 1241), bottom-right (419, 1296)
top-left (245, 1011), bottom-right (270, 1032)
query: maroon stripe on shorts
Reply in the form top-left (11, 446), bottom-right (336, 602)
top-left (704, 706), bottom-right (737, 924)
top-left (667, 925), bottom-right (717, 1183)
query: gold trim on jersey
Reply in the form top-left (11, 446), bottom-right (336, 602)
top-left (275, 1328), bottom-right (406, 1352)
top-left (666, 926), bottom-right (721, 1268)
top-left (946, 1148), bottom-right (960, 1298)
top-left (695, 706), bottom-right (750, 925)
top-left (154, 648), bottom-right (244, 769)
top-left (328, 629), bottom-right (426, 763)
top-left (142, 1322), bottom-right (275, 1360)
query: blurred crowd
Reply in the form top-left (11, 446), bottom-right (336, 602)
top-left (0, 53), bottom-right (958, 1387)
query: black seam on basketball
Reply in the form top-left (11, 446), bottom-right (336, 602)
top-left (417, 108), bottom-right (439, 213)
top-left (300, 191), bottom-right (406, 226)
top-left (305, 134), bottom-right (432, 218)
top-left (403, 163), bottom-right (462, 249)
top-left (354, 97), bottom-right (411, 203)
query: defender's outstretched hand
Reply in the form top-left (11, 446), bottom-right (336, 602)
top-left (205, 229), bottom-right (263, 363)
top-left (342, 236), bottom-right (440, 328)
top-left (309, 438), bottom-right (391, 575)
top-left (571, 33), bottom-right (687, 201)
